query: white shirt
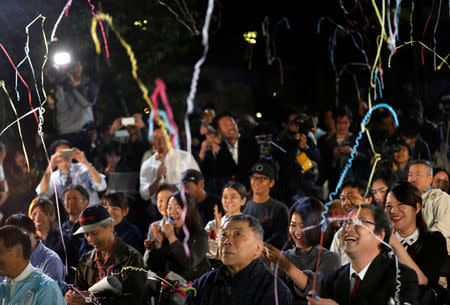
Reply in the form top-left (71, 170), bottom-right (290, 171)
top-left (349, 260), bottom-right (372, 293)
top-left (7, 262), bottom-right (34, 298)
top-left (330, 227), bottom-right (351, 265)
top-left (394, 229), bottom-right (419, 249)
top-left (139, 149), bottom-right (200, 201)
top-left (421, 188), bottom-right (450, 254)
top-left (225, 139), bottom-right (239, 165)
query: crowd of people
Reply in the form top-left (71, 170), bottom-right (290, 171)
top-left (0, 57), bottom-right (449, 305)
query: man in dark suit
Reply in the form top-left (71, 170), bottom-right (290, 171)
top-left (311, 205), bottom-right (419, 305)
top-left (199, 112), bottom-right (259, 193)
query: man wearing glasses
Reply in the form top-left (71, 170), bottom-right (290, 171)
top-left (408, 159), bottom-right (450, 255)
top-left (312, 205), bottom-right (418, 305)
top-left (243, 162), bottom-right (289, 249)
top-left (329, 180), bottom-right (374, 265)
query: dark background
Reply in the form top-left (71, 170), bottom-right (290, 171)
top-left (0, 0), bottom-right (449, 150)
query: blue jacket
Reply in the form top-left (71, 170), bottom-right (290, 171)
top-left (0, 268), bottom-right (66, 305)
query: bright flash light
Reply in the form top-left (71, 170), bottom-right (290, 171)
top-left (243, 31), bottom-right (258, 44)
top-left (53, 52), bottom-right (71, 66)
top-left (256, 112), bottom-right (262, 118)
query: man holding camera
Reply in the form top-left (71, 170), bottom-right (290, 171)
top-left (36, 139), bottom-right (107, 206)
top-left (49, 53), bottom-right (99, 152)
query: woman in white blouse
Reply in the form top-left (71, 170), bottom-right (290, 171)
top-left (204, 182), bottom-right (247, 259)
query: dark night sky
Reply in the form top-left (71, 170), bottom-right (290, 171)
top-left (0, 0), bottom-right (448, 141)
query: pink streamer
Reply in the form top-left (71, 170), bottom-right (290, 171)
top-left (156, 79), bottom-right (179, 146)
top-left (50, 0), bottom-right (73, 42)
top-left (87, 0), bottom-right (110, 58)
top-left (151, 79), bottom-right (179, 149)
top-left (0, 43), bottom-right (39, 124)
top-left (179, 185), bottom-right (192, 258)
top-left (421, 0), bottom-right (435, 65)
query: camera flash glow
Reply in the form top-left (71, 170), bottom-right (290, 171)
top-left (256, 112), bottom-right (262, 118)
top-left (54, 52), bottom-right (71, 66)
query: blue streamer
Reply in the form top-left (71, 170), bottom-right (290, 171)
top-left (147, 109), bottom-right (180, 151)
top-left (320, 104), bottom-right (399, 231)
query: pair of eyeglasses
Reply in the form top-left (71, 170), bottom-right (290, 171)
top-left (339, 218), bottom-right (376, 228)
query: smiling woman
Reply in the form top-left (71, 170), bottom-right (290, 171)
top-left (144, 191), bottom-right (211, 282)
top-left (385, 181), bottom-right (448, 303)
top-left (262, 197), bottom-right (340, 304)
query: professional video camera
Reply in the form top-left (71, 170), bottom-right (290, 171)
top-left (255, 134), bottom-right (273, 159)
top-left (374, 134), bottom-right (402, 169)
top-left (293, 113), bottom-right (315, 136)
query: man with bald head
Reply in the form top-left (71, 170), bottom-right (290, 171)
top-left (185, 214), bottom-right (293, 305)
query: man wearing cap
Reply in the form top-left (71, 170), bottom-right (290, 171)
top-left (243, 161), bottom-right (289, 249)
top-left (65, 205), bottom-right (146, 305)
top-left (181, 169), bottom-right (223, 225)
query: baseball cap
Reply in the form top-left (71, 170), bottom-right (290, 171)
top-left (181, 169), bottom-right (204, 184)
top-left (249, 162), bottom-right (276, 179)
top-left (74, 205), bottom-right (114, 235)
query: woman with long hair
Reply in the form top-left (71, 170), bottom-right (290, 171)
top-left (263, 196), bottom-right (340, 304)
top-left (204, 181), bottom-right (247, 259)
top-left (385, 181), bottom-right (448, 303)
top-left (145, 191), bottom-right (211, 282)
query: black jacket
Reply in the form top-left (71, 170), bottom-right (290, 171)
top-left (74, 237), bottom-right (147, 304)
top-left (200, 137), bottom-right (259, 193)
top-left (319, 253), bottom-right (419, 305)
top-left (145, 227), bottom-right (211, 281)
top-left (185, 257), bottom-right (294, 305)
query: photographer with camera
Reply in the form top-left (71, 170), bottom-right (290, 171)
top-left (108, 113), bottom-right (149, 172)
top-left (36, 139), bottom-right (107, 207)
top-left (277, 111), bottom-right (323, 202)
top-left (318, 105), bottom-right (357, 193)
top-left (47, 51), bottom-right (99, 153)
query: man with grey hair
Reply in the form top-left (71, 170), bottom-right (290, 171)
top-left (0, 225), bottom-right (66, 305)
top-left (185, 214), bottom-right (293, 305)
top-left (65, 205), bottom-right (146, 305)
top-left (408, 159), bottom-right (450, 254)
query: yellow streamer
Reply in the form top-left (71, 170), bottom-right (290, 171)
top-left (368, 0), bottom-right (386, 109)
top-left (437, 52), bottom-right (450, 70)
top-left (110, 266), bottom-right (197, 296)
top-left (1, 14), bottom-right (49, 173)
top-left (24, 14), bottom-right (50, 137)
top-left (90, 14), bottom-right (172, 150)
top-left (388, 40), bottom-right (450, 70)
top-left (0, 81), bottom-right (31, 172)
